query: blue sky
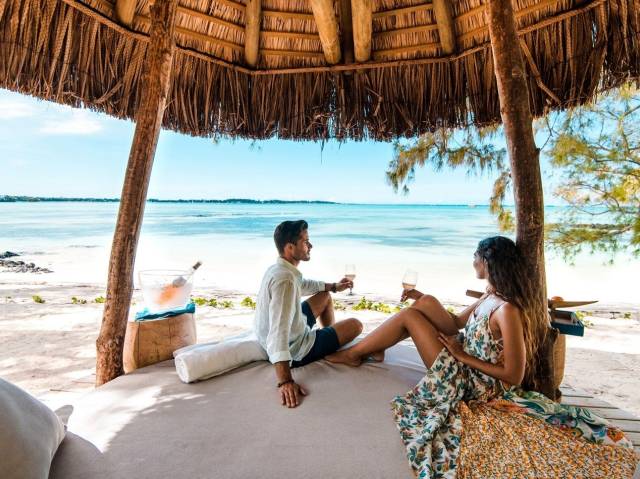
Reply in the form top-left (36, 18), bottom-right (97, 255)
top-left (0, 88), bottom-right (555, 204)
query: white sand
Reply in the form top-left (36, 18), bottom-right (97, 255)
top-left (1, 281), bottom-right (639, 419)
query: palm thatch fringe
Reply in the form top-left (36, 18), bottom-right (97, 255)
top-left (1, 0), bottom-right (638, 140)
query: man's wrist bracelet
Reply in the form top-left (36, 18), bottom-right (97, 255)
top-left (277, 379), bottom-right (294, 388)
top-left (331, 283), bottom-right (337, 293)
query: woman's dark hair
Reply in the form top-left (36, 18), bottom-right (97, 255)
top-left (475, 236), bottom-right (545, 378)
top-left (274, 220), bottom-right (308, 255)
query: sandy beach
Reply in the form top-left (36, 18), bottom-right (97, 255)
top-left (1, 280), bottom-right (639, 420)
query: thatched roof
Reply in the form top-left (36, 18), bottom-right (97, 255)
top-left (1, 0), bottom-right (639, 140)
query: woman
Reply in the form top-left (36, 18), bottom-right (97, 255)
top-left (327, 236), bottom-right (637, 478)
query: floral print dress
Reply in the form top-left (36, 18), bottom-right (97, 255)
top-left (391, 294), bottom-right (638, 479)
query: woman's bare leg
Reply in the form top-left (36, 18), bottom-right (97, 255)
top-left (326, 308), bottom-right (444, 368)
top-left (411, 295), bottom-right (459, 335)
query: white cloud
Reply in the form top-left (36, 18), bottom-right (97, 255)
top-left (39, 109), bottom-right (103, 135)
top-left (0, 100), bottom-right (37, 119)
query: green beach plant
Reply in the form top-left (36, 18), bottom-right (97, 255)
top-left (333, 299), bottom-right (346, 311)
top-left (240, 297), bottom-right (256, 309)
top-left (94, 296), bottom-right (106, 304)
top-left (352, 297), bottom-right (393, 314)
top-left (32, 295), bottom-right (45, 304)
top-left (71, 296), bottom-right (87, 304)
top-left (192, 296), bottom-right (208, 306)
top-left (220, 300), bottom-right (234, 309)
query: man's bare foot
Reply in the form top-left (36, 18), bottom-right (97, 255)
top-left (325, 349), bottom-right (362, 367)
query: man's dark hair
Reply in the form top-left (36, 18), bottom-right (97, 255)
top-left (274, 220), bottom-right (308, 255)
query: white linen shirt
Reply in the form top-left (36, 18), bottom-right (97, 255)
top-left (254, 258), bottom-right (325, 364)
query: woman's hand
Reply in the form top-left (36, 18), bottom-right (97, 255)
top-left (438, 334), bottom-right (468, 361)
top-left (400, 288), bottom-right (423, 302)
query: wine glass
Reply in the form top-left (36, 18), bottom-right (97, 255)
top-left (402, 269), bottom-right (418, 292)
top-left (344, 264), bottom-right (356, 295)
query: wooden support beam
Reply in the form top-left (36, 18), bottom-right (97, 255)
top-left (136, 15), bottom-right (243, 52)
top-left (261, 49), bottom-right (325, 58)
top-left (96, 0), bottom-right (178, 386)
top-left (262, 31), bottom-right (319, 41)
top-left (115, 0), bottom-right (136, 26)
top-left (374, 24), bottom-right (439, 41)
top-left (486, 0), bottom-right (553, 398)
top-left (339, 0), bottom-right (354, 65)
top-left (373, 40), bottom-right (439, 59)
top-left (262, 10), bottom-right (314, 21)
top-left (244, 0), bottom-right (262, 67)
top-left (351, 0), bottom-right (372, 62)
top-left (309, 0), bottom-right (341, 64)
top-left (432, 0), bottom-right (456, 54)
top-left (373, 3), bottom-right (432, 20)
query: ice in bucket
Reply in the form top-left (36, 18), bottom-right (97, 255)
top-left (138, 263), bottom-right (200, 312)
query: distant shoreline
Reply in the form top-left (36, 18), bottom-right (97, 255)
top-left (0, 195), bottom-right (516, 207)
top-left (0, 195), bottom-right (338, 205)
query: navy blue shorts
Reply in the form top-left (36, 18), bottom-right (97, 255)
top-left (291, 301), bottom-right (340, 368)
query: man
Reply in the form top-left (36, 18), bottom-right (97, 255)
top-left (254, 220), bottom-right (363, 408)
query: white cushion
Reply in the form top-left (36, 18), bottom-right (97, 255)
top-left (0, 378), bottom-right (65, 479)
top-left (173, 332), bottom-right (268, 383)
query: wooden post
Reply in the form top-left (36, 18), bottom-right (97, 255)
top-left (432, 0), bottom-right (456, 55)
top-left (115, 0), bottom-right (137, 27)
top-left (309, 0), bottom-right (342, 65)
top-left (339, 0), bottom-right (354, 66)
top-left (96, 0), bottom-right (178, 386)
top-left (351, 0), bottom-right (372, 62)
top-left (244, 0), bottom-right (262, 67)
top-left (486, 0), bottom-right (554, 398)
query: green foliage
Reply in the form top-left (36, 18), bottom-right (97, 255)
top-left (544, 86), bottom-right (640, 260)
top-left (574, 310), bottom-right (593, 328)
top-left (387, 85), bottom-right (640, 260)
top-left (623, 312), bottom-right (632, 320)
top-left (220, 300), bottom-right (234, 309)
top-left (333, 299), bottom-right (346, 311)
top-left (352, 297), bottom-right (393, 314)
top-left (71, 296), bottom-right (87, 304)
top-left (94, 296), bottom-right (106, 304)
top-left (192, 296), bottom-right (219, 307)
top-left (32, 295), bottom-right (45, 304)
top-left (241, 297), bottom-right (256, 309)
top-left (387, 126), bottom-right (513, 230)
top-left (192, 296), bottom-right (207, 306)
top-left (393, 301), bottom-right (408, 313)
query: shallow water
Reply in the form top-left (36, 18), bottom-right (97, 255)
top-left (1, 202), bottom-right (637, 306)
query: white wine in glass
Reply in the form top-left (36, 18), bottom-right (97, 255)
top-left (345, 264), bottom-right (356, 295)
top-left (402, 269), bottom-right (418, 291)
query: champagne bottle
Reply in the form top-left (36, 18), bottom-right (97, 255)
top-left (172, 261), bottom-right (202, 287)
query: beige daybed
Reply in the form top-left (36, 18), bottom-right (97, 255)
top-left (49, 344), bottom-right (426, 478)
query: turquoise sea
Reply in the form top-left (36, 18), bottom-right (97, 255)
top-left (1, 202), bottom-right (637, 305)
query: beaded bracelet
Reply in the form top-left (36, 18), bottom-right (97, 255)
top-left (277, 379), bottom-right (294, 388)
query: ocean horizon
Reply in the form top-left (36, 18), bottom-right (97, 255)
top-left (1, 201), bottom-right (638, 306)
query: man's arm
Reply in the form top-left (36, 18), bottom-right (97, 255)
top-left (267, 279), bottom-right (307, 408)
top-left (266, 279), bottom-right (295, 364)
top-left (274, 361), bottom-right (307, 408)
top-left (301, 278), bottom-right (352, 295)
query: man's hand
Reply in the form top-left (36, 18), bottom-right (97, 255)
top-left (334, 277), bottom-right (353, 292)
top-left (279, 381), bottom-right (307, 408)
top-left (400, 288), bottom-right (423, 302)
